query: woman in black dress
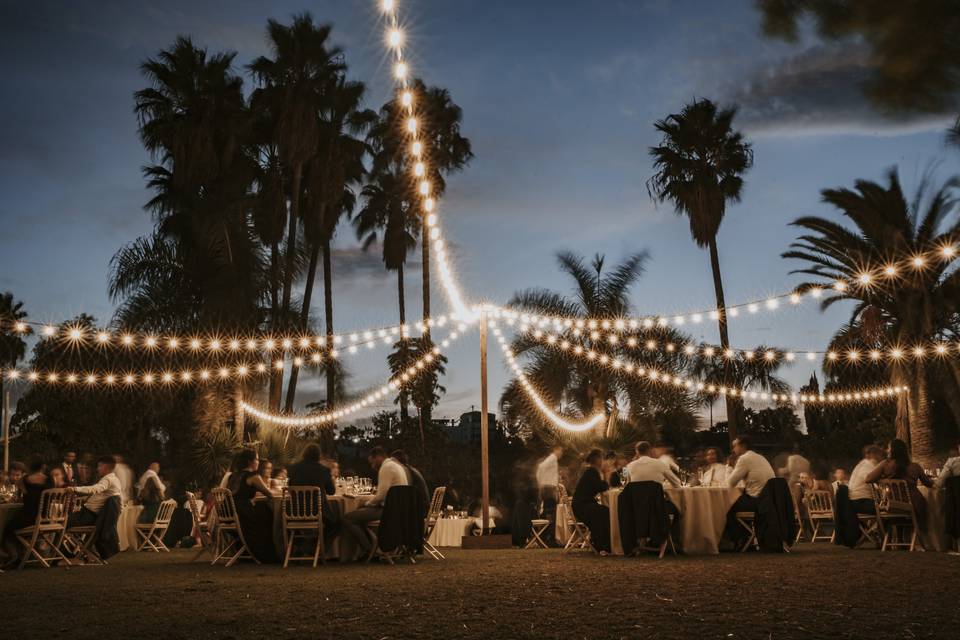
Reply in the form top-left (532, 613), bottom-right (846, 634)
top-left (228, 449), bottom-right (278, 563)
top-left (572, 449), bottom-right (612, 555)
top-left (1, 460), bottom-right (49, 568)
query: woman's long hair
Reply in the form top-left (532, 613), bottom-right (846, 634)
top-left (888, 439), bottom-right (910, 476)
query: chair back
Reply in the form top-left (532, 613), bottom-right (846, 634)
top-left (557, 483), bottom-right (569, 503)
top-left (804, 489), bottom-right (834, 516)
top-left (154, 499), bottom-right (178, 526)
top-left (185, 491), bottom-right (205, 524)
top-left (282, 486), bottom-right (322, 523)
top-left (210, 488), bottom-right (239, 526)
top-left (35, 488), bottom-right (70, 528)
top-left (427, 486), bottom-right (446, 524)
top-left (874, 479), bottom-right (913, 514)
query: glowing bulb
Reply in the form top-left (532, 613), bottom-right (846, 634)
top-left (912, 256), bottom-right (925, 268)
top-left (406, 117), bottom-right (417, 133)
top-left (145, 336), bottom-right (157, 348)
top-left (414, 162), bottom-right (425, 177)
top-left (121, 334), bottom-right (134, 346)
top-left (168, 338), bottom-right (179, 350)
top-left (388, 29), bottom-right (402, 48)
top-left (209, 339), bottom-right (221, 351)
top-left (401, 90), bottom-right (413, 108)
top-left (423, 197), bottom-right (435, 212)
top-left (394, 62), bottom-right (408, 79)
top-left (884, 265), bottom-right (897, 276)
top-left (42, 325), bottom-right (56, 337)
top-left (857, 273), bottom-right (871, 285)
top-left (381, 0), bottom-right (394, 11)
top-left (943, 245), bottom-right (956, 258)
top-left (411, 141), bottom-right (422, 156)
top-left (190, 339), bottom-right (201, 350)
top-left (13, 322), bottom-right (27, 333)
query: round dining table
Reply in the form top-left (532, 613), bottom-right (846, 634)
top-left (261, 492), bottom-right (374, 561)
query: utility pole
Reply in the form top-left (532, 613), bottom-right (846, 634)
top-left (2, 391), bottom-right (10, 473)
top-left (479, 309), bottom-right (490, 535)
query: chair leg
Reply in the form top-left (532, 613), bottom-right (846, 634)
top-left (283, 527), bottom-right (293, 568)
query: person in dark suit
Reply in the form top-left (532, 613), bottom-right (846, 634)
top-left (572, 449), bottom-right (611, 555)
top-left (61, 451), bottom-right (80, 486)
top-left (287, 444), bottom-right (339, 537)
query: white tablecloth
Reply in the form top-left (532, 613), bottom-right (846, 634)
top-left (920, 486), bottom-right (950, 552)
top-left (429, 517), bottom-right (474, 547)
top-left (117, 505), bottom-right (144, 551)
top-left (607, 486), bottom-right (741, 555)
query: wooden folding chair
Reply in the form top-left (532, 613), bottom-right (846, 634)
top-left (525, 519), bottom-right (552, 549)
top-left (803, 490), bottom-right (836, 542)
top-left (873, 480), bottom-right (925, 552)
top-left (185, 491), bottom-right (214, 561)
top-left (135, 499), bottom-right (178, 552)
top-left (735, 511), bottom-right (759, 552)
top-left (14, 488), bottom-right (72, 569)
top-left (423, 486), bottom-right (447, 560)
top-left (61, 494), bottom-right (107, 565)
top-left (281, 486), bottom-right (325, 568)
top-left (790, 490), bottom-right (806, 544)
top-left (561, 498), bottom-right (592, 553)
top-left (209, 488), bottom-right (259, 566)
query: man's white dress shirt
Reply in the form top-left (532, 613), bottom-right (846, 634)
top-left (74, 472), bottom-right (123, 513)
top-left (137, 469), bottom-right (166, 498)
top-left (536, 453), bottom-right (559, 489)
top-left (727, 450), bottom-right (775, 498)
top-left (936, 456), bottom-right (960, 487)
top-left (626, 456), bottom-right (681, 487)
top-left (700, 462), bottom-right (729, 485)
top-left (368, 457), bottom-right (411, 507)
top-left (848, 458), bottom-right (877, 501)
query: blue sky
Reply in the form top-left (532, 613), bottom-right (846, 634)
top-left (1, 0), bottom-right (956, 423)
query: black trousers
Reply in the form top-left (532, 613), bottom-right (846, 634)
top-left (67, 507), bottom-right (98, 528)
top-left (724, 493), bottom-right (759, 547)
top-left (573, 501), bottom-right (611, 553)
top-left (850, 498), bottom-right (875, 515)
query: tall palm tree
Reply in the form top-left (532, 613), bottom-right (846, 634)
top-left (783, 168), bottom-right (960, 464)
top-left (647, 98), bottom-right (754, 442)
top-left (354, 167), bottom-right (418, 421)
top-left (249, 14), bottom-right (345, 409)
top-left (0, 293), bottom-right (29, 419)
top-left (368, 80), bottom-right (472, 338)
top-left (284, 75), bottom-right (376, 412)
top-left (505, 251), bottom-right (697, 439)
top-left (387, 335), bottom-right (447, 445)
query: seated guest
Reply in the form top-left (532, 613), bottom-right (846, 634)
top-left (627, 441), bottom-right (682, 488)
top-left (865, 439), bottom-right (933, 527)
top-left (1, 460), bottom-right (48, 568)
top-left (270, 467), bottom-right (287, 491)
top-left (936, 440), bottom-right (960, 488)
top-left (654, 442), bottom-right (680, 474)
top-left (228, 448), bottom-right (277, 563)
top-left (340, 446), bottom-right (410, 561)
top-left (136, 462), bottom-right (166, 523)
top-left (572, 449), bottom-right (611, 555)
top-left (392, 449), bottom-right (430, 516)
top-left (289, 445), bottom-right (336, 496)
top-left (257, 459), bottom-right (275, 491)
top-left (48, 466), bottom-right (67, 489)
top-left (699, 447), bottom-right (729, 485)
top-left (724, 436), bottom-right (775, 546)
top-left (848, 445), bottom-right (884, 514)
top-left (67, 455), bottom-right (123, 527)
top-left (831, 468), bottom-right (848, 493)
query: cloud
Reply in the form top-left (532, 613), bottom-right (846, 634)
top-left (726, 43), bottom-right (957, 138)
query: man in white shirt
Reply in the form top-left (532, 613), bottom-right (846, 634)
top-left (936, 440), bottom-right (960, 488)
top-left (341, 446), bottom-right (411, 560)
top-left (137, 462), bottom-right (167, 500)
top-left (535, 445), bottom-right (563, 543)
top-left (848, 445), bottom-right (884, 513)
top-left (627, 441), bottom-right (682, 487)
top-left (654, 443), bottom-right (680, 475)
top-left (113, 455), bottom-right (134, 504)
top-left (67, 455), bottom-right (123, 527)
top-left (698, 447), bottom-right (729, 486)
top-left (724, 436), bottom-right (775, 546)
top-left (831, 468), bottom-right (848, 493)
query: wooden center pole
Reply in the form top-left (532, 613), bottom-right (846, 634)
top-left (479, 310), bottom-right (490, 535)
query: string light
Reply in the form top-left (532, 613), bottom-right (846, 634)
top-left (2, 363), bottom-right (267, 387)
top-left (239, 326), bottom-right (469, 429)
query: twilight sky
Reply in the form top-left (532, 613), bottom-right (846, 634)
top-left (1, 0), bottom-right (956, 424)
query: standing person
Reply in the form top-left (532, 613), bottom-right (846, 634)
top-left (866, 439), bottom-right (933, 528)
top-left (112, 455), bottom-right (134, 505)
top-left (340, 447), bottom-right (410, 561)
top-left (572, 449), bottom-right (611, 555)
top-left (67, 456), bottom-right (123, 527)
top-left (60, 451), bottom-right (79, 486)
top-left (136, 462), bottom-right (166, 524)
top-left (780, 445), bottom-right (810, 485)
top-left (724, 436), bottom-right (775, 547)
top-left (535, 445), bottom-right (563, 543)
top-left (848, 445), bottom-right (884, 514)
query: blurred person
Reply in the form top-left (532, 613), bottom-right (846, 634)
top-left (227, 448), bottom-right (277, 563)
top-left (48, 466), bottom-right (66, 489)
top-left (848, 445), bottom-right (884, 514)
top-left (572, 449), bottom-right (611, 555)
top-left (627, 441), bottom-right (682, 488)
top-left (136, 463), bottom-right (166, 500)
top-left (67, 455), bottom-right (122, 527)
top-left (1, 460), bottom-right (48, 568)
top-left (780, 445), bottom-right (810, 484)
top-left (113, 455), bottom-right (134, 504)
top-left (6, 461), bottom-right (25, 494)
top-left (257, 459), bottom-right (274, 486)
top-left (137, 462), bottom-right (166, 524)
top-left (535, 445), bottom-right (563, 543)
top-left (831, 468), bottom-right (848, 492)
top-left (866, 439), bottom-right (933, 528)
top-left (935, 440), bottom-right (960, 488)
top-left (270, 467), bottom-right (287, 491)
top-left (654, 442), bottom-right (680, 474)
top-left (340, 446), bottom-right (410, 561)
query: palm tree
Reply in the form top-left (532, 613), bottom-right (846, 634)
top-left (249, 14), bottom-right (345, 409)
top-left (354, 167), bottom-right (419, 421)
top-left (283, 75), bottom-right (376, 412)
top-left (387, 335), bottom-right (447, 445)
top-left (783, 168), bottom-right (960, 464)
top-left (647, 98), bottom-right (754, 442)
top-left (0, 293), bottom-right (29, 420)
top-left (368, 80), bottom-right (472, 339)
top-left (691, 346), bottom-right (791, 424)
top-left (505, 251), bottom-right (698, 439)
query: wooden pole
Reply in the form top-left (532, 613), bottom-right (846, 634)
top-left (2, 391), bottom-right (10, 473)
top-left (479, 311), bottom-right (490, 535)
top-left (234, 388), bottom-right (245, 442)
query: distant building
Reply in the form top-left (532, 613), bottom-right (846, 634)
top-left (450, 411), bottom-right (497, 446)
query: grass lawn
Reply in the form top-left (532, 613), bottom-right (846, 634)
top-left (2, 545), bottom-right (957, 639)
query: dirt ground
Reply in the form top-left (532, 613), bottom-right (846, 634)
top-left (2, 545), bottom-right (957, 640)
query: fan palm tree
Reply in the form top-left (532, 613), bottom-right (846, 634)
top-left (0, 292), bottom-right (29, 418)
top-left (505, 251), bottom-right (698, 439)
top-left (691, 347), bottom-right (791, 410)
top-left (283, 75), bottom-right (376, 412)
top-left (387, 335), bottom-right (447, 445)
top-left (783, 168), bottom-right (960, 464)
top-left (647, 98), bottom-right (754, 441)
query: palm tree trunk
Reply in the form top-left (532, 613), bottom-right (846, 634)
top-left (280, 164), bottom-right (303, 315)
top-left (938, 361), bottom-right (960, 432)
top-left (268, 242), bottom-right (282, 411)
top-left (421, 214), bottom-right (431, 339)
top-left (397, 263), bottom-right (409, 423)
top-left (283, 240), bottom-right (321, 412)
top-left (707, 238), bottom-right (738, 443)
top-left (323, 238), bottom-right (336, 415)
top-left (908, 359), bottom-right (934, 465)
top-left (891, 364), bottom-right (910, 441)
